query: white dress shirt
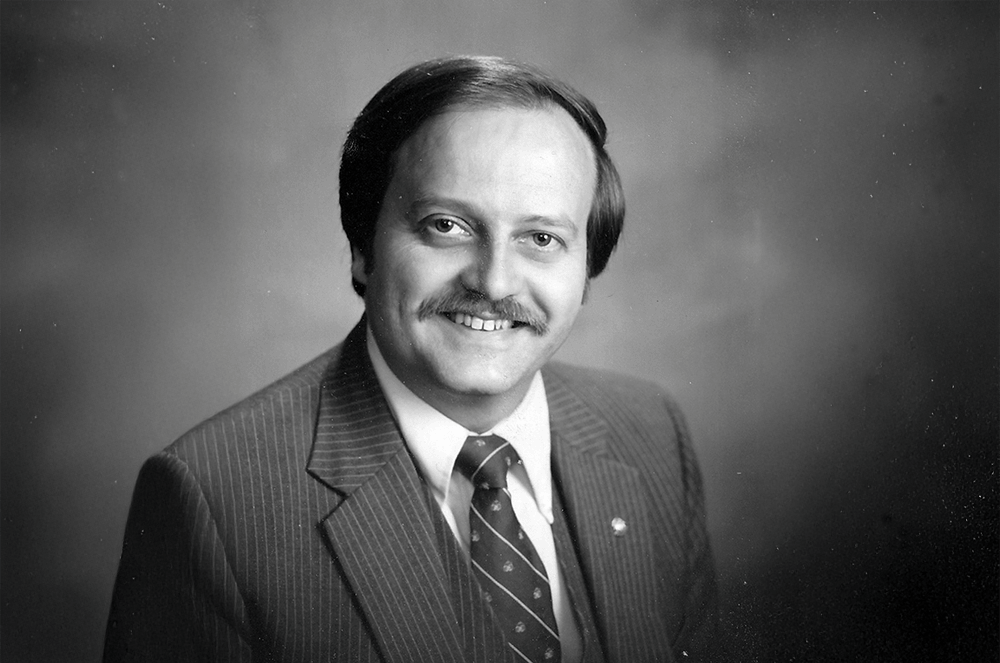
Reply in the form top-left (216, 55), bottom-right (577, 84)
top-left (367, 329), bottom-right (582, 662)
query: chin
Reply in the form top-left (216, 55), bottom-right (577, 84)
top-left (432, 362), bottom-right (526, 399)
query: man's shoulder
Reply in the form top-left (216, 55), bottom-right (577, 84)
top-left (544, 361), bottom-right (665, 395)
top-left (543, 360), bottom-right (686, 427)
top-left (164, 345), bottom-right (340, 463)
top-left (542, 360), bottom-right (693, 467)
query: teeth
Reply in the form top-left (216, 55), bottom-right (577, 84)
top-left (448, 313), bottom-right (511, 331)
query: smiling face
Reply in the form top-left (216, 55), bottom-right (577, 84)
top-left (353, 105), bottom-right (596, 430)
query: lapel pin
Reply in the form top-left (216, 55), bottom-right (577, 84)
top-left (611, 517), bottom-right (627, 536)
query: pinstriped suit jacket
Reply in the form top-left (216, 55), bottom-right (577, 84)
top-left (104, 319), bottom-right (719, 662)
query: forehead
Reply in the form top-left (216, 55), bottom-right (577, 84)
top-left (390, 105), bottom-right (597, 201)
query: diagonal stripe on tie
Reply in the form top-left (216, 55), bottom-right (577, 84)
top-left (509, 643), bottom-right (534, 663)
top-left (456, 434), bottom-right (560, 662)
top-left (470, 506), bottom-right (550, 581)
top-left (471, 441), bottom-right (512, 480)
top-left (471, 561), bottom-right (560, 639)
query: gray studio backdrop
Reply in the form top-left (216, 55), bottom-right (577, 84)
top-left (2, 3), bottom-right (997, 661)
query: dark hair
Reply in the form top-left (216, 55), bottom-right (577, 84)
top-left (339, 55), bottom-right (625, 297)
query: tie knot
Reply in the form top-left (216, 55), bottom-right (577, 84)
top-left (455, 435), bottom-right (520, 489)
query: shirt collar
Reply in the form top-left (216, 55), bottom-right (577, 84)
top-left (366, 327), bottom-right (553, 523)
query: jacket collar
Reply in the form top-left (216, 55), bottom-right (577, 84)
top-left (306, 317), bottom-right (404, 495)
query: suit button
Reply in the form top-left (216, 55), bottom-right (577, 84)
top-left (611, 517), bottom-right (627, 536)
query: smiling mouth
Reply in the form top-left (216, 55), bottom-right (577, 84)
top-left (444, 312), bottom-right (520, 332)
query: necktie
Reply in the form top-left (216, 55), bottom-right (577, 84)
top-left (456, 434), bottom-right (560, 662)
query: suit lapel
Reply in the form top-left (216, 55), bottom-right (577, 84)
top-left (545, 368), bottom-right (675, 663)
top-left (306, 320), bottom-right (468, 663)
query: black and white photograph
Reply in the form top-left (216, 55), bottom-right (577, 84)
top-left (2, 2), bottom-right (997, 661)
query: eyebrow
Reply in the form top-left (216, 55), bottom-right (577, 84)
top-left (405, 195), bottom-right (582, 239)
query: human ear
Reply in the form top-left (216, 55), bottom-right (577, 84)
top-left (350, 246), bottom-right (368, 286)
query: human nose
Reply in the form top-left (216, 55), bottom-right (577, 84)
top-left (462, 240), bottom-right (521, 301)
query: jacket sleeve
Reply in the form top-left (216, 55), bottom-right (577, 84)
top-left (103, 451), bottom-right (255, 662)
top-left (664, 395), bottom-right (723, 662)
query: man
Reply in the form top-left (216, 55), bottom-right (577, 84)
top-left (104, 55), bottom-right (719, 662)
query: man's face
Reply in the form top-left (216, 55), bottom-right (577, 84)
top-left (353, 105), bottom-right (595, 420)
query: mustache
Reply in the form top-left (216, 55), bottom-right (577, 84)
top-left (417, 290), bottom-right (549, 335)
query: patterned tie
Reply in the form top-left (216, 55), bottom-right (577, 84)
top-left (456, 434), bottom-right (560, 662)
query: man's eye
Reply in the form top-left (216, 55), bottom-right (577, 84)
top-left (532, 232), bottom-right (554, 247)
top-left (433, 218), bottom-right (460, 234)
